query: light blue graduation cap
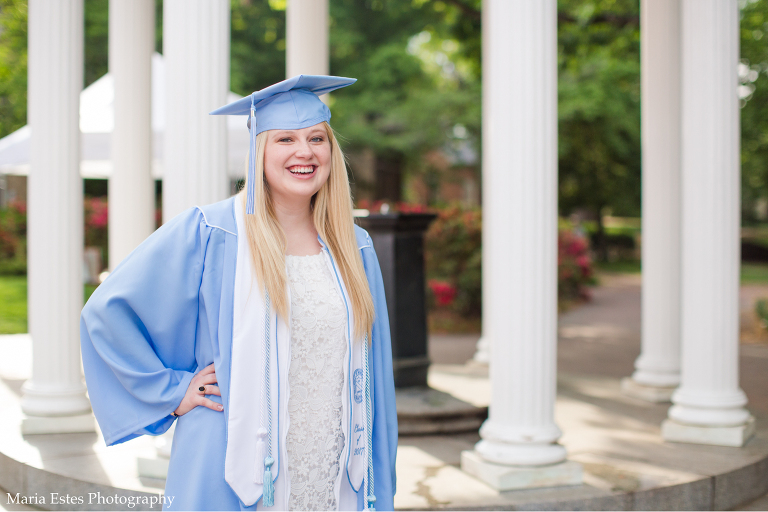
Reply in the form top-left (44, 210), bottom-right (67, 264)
top-left (210, 75), bottom-right (356, 214)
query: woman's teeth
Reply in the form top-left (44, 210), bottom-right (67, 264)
top-left (289, 166), bottom-right (315, 175)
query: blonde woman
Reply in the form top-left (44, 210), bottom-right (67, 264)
top-left (81, 76), bottom-right (397, 511)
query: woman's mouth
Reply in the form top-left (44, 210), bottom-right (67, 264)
top-left (288, 165), bottom-right (316, 177)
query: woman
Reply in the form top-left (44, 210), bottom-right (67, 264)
top-left (80, 75), bottom-right (398, 511)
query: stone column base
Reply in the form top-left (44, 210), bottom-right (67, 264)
top-left (21, 413), bottom-right (95, 435)
top-left (137, 456), bottom-right (170, 480)
top-left (621, 377), bottom-right (676, 403)
top-left (662, 416), bottom-right (756, 447)
top-left (473, 336), bottom-right (490, 364)
top-left (461, 450), bottom-right (583, 491)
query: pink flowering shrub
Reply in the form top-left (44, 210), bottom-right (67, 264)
top-left (0, 197), bottom-right (164, 275)
top-left (84, 197), bottom-right (109, 268)
top-left (428, 279), bottom-right (458, 307)
top-left (558, 228), bottom-right (594, 302)
top-left (425, 205), bottom-right (594, 317)
top-left (424, 202), bottom-right (482, 316)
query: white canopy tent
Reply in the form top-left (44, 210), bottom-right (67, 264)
top-left (0, 52), bottom-right (249, 180)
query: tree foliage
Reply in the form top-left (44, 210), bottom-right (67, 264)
top-left (326, 0), bottom-right (481, 195)
top-left (0, 0), bottom-right (27, 139)
top-left (740, 0), bottom-right (768, 223)
top-left (557, 0), bottom-right (641, 223)
top-left (230, 0), bottom-right (286, 94)
top-left (0, 0), bottom-right (766, 231)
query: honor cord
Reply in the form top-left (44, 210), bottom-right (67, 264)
top-left (263, 289), bottom-right (275, 507)
top-left (364, 333), bottom-right (375, 510)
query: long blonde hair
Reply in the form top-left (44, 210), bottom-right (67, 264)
top-left (241, 122), bottom-right (375, 341)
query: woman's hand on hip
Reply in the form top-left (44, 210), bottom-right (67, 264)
top-left (173, 363), bottom-right (223, 416)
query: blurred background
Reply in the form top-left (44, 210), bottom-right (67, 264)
top-left (0, 0), bottom-right (767, 338)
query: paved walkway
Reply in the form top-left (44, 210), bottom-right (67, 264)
top-left (420, 271), bottom-right (768, 510)
top-left (1, 271), bottom-right (767, 510)
top-left (430, 272), bottom-right (768, 416)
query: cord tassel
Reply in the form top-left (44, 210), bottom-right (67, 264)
top-left (253, 428), bottom-right (267, 484)
top-left (262, 456), bottom-right (275, 507)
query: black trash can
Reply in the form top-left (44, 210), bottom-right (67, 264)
top-left (357, 212), bottom-right (436, 388)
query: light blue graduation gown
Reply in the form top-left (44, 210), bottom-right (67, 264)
top-left (80, 197), bottom-right (398, 511)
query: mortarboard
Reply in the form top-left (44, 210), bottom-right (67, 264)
top-left (210, 75), bottom-right (356, 214)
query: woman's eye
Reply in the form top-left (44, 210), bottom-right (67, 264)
top-left (311, 136), bottom-right (324, 142)
top-left (278, 137), bottom-right (292, 142)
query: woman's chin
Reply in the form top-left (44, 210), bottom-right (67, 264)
top-left (274, 184), bottom-right (322, 204)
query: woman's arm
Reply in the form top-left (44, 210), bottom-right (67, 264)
top-left (80, 206), bottom-right (209, 446)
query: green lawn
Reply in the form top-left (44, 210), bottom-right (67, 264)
top-left (593, 261), bottom-right (768, 285)
top-left (0, 276), bottom-right (98, 334)
top-left (740, 263), bottom-right (768, 285)
top-left (593, 259), bottom-right (642, 274)
top-left (0, 276), bottom-right (27, 334)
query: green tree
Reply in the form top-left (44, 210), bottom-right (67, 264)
top-left (435, 0), bottom-right (643, 261)
top-left (0, 0), bottom-right (27, 139)
top-left (84, 0), bottom-right (108, 88)
top-left (557, 0), bottom-right (641, 261)
top-left (229, 0), bottom-right (286, 95)
top-left (0, 0), bottom-right (115, 139)
top-left (740, 0), bottom-right (768, 224)
top-left (327, 0), bottom-right (481, 202)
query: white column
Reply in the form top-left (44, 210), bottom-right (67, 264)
top-left (108, 0), bottom-right (155, 269)
top-left (162, 0), bottom-right (230, 223)
top-left (22, 0), bottom-right (94, 434)
top-left (461, 0), bottom-right (581, 490)
top-left (662, 0), bottom-right (754, 448)
top-left (286, 0), bottom-right (329, 78)
top-left (621, 0), bottom-right (681, 403)
top-left (472, 12), bottom-right (493, 366)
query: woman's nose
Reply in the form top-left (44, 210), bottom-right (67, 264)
top-left (294, 140), bottom-right (313, 158)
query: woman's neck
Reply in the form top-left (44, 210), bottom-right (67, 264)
top-left (271, 196), bottom-right (322, 256)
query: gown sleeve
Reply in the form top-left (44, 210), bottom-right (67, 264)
top-left (80, 206), bottom-right (207, 446)
top-left (362, 238), bottom-right (398, 511)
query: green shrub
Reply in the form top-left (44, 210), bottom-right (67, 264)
top-left (424, 202), bottom-right (482, 316)
top-left (0, 200), bottom-right (26, 275)
top-left (0, 196), bottom-right (113, 275)
top-left (756, 298), bottom-right (768, 330)
top-left (424, 204), bottom-right (596, 318)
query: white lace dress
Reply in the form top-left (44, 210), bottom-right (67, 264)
top-left (285, 252), bottom-right (347, 511)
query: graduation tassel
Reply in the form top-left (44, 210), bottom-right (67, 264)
top-left (254, 428), bottom-right (267, 484)
top-left (263, 456), bottom-right (275, 507)
top-left (245, 95), bottom-right (257, 215)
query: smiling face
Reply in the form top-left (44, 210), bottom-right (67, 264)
top-left (262, 123), bottom-right (332, 208)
